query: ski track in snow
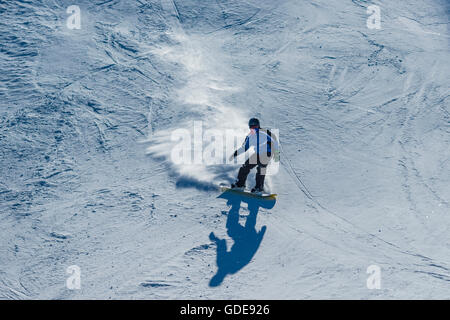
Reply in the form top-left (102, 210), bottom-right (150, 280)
top-left (0, 0), bottom-right (449, 299)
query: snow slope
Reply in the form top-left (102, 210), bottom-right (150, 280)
top-left (0, 0), bottom-right (449, 299)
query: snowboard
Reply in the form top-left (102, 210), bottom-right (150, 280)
top-left (219, 185), bottom-right (277, 200)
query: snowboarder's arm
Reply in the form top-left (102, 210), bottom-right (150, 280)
top-left (230, 136), bottom-right (249, 159)
top-left (267, 130), bottom-right (280, 162)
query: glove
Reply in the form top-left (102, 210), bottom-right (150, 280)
top-left (229, 151), bottom-right (238, 162)
top-left (273, 150), bottom-right (280, 162)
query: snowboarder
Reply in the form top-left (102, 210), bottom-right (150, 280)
top-left (229, 118), bottom-right (279, 193)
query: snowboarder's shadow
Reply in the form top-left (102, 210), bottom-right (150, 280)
top-left (209, 192), bottom-right (276, 287)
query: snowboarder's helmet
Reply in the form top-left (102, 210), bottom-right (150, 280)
top-left (248, 118), bottom-right (260, 128)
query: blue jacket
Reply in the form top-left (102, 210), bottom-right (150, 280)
top-left (235, 128), bottom-right (279, 157)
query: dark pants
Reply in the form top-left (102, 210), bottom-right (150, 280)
top-left (236, 154), bottom-right (270, 189)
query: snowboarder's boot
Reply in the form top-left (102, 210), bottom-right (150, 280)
top-left (251, 186), bottom-right (264, 194)
top-left (231, 181), bottom-right (245, 190)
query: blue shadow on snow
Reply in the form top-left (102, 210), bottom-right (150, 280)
top-left (209, 191), bottom-right (276, 287)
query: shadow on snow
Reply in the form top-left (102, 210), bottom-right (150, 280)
top-left (209, 191), bottom-right (276, 287)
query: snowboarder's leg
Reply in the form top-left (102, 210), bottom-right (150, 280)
top-left (254, 164), bottom-right (267, 191)
top-left (235, 158), bottom-right (257, 187)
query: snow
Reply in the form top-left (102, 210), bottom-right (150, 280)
top-left (0, 0), bottom-right (449, 299)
